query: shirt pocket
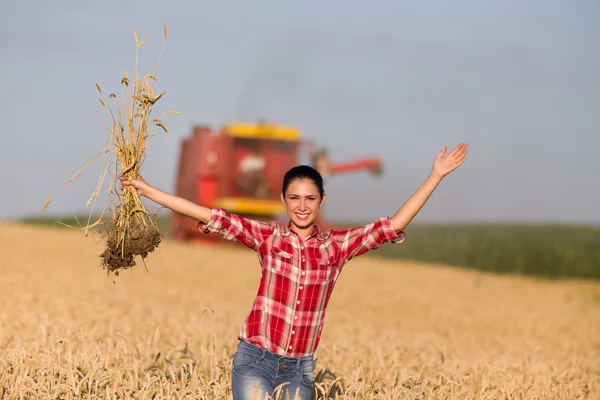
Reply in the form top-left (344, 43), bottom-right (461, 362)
top-left (267, 247), bottom-right (294, 273)
top-left (303, 256), bottom-right (336, 286)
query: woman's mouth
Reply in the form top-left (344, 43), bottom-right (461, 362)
top-left (295, 213), bottom-right (310, 221)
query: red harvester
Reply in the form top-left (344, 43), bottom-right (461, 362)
top-left (170, 120), bottom-right (383, 244)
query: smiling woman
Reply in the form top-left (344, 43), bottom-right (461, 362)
top-left (119, 142), bottom-right (468, 400)
top-left (280, 166), bottom-right (326, 235)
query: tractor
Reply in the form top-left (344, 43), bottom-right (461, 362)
top-left (169, 120), bottom-right (383, 243)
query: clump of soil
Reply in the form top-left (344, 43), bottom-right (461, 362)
top-left (99, 212), bottom-right (162, 275)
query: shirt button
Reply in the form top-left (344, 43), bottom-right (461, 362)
top-left (296, 300), bottom-right (300, 305)
top-left (294, 316), bottom-right (298, 320)
top-left (299, 285), bottom-right (303, 290)
top-left (302, 258), bottom-right (305, 262)
top-left (301, 272), bottom-right (305, 276)
top-left (300, 246), bottom-right (304, 250)
top-left (289, 346), bottom-right (292, 350)
top-left (292, 330), bottom-right (295, 334)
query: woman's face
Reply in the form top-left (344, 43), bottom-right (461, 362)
top-left (281, 178), bottom-right (325, 231)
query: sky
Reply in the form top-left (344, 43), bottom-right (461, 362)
top-left (1, 0), bottom-right (598, 225)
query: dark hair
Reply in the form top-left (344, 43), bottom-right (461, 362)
top-left (282, 165), bottom-right (325, 197)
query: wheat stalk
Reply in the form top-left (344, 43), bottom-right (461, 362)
top-left (41, 24), bottom-right (179, 273)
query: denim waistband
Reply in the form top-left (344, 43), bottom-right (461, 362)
top-left (236, 341), bottom-right (314, 369)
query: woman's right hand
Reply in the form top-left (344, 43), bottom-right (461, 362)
top-left (119, 174), bottom-right (152, 197)
top-left (119, 173), bottom-right (212, 223)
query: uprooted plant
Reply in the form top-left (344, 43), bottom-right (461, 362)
top-left (42, 24), bottom-right (180, 276)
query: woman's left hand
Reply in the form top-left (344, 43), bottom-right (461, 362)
top-left (432, 143), bottom-right (469, 178)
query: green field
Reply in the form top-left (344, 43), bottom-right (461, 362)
top-left (16, 214), bottom-right (600, 280)
top-left (372, 223), bottom-right (600, 280)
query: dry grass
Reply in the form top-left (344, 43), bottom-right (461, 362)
top-left (41, 24), bottom-right (179, 276)
top-left (0, 223), bottom-right (599, 399)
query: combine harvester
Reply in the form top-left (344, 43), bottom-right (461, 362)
top-left (170, 120), bottom-right (383, 244)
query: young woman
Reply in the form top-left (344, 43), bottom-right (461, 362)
top-left (120, 143), bottom-right (468, 399)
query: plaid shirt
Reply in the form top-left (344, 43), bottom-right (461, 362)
top-left (199, 208), bottom-right (406, 357)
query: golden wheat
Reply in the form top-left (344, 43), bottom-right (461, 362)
top-left (41, 24), bottom-right (179, 275)
top-left (1, 223), bottom-right (598, 399)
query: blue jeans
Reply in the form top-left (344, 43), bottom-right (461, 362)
top-left (231, 341), bottom-right (314, 400)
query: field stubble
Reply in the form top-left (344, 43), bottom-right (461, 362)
top-left (0, 223), bottom-right (598, 399)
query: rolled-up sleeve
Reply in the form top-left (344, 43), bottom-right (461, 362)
top-left (198, 208), bottom-right (275, 251)
top-left (332, 217), bottom-right (405, 264)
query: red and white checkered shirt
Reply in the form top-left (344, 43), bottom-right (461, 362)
top-left (199, 208), bottom-right (406, 357)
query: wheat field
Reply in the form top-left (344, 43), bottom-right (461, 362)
top-left (0, 223), bottom-right (598, 399)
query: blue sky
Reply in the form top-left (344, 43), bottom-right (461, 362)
top-left (1, 0), bottom-right (598, 224)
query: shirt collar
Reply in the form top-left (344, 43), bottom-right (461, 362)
top-left (280, 221), bottom-right (330, 241)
